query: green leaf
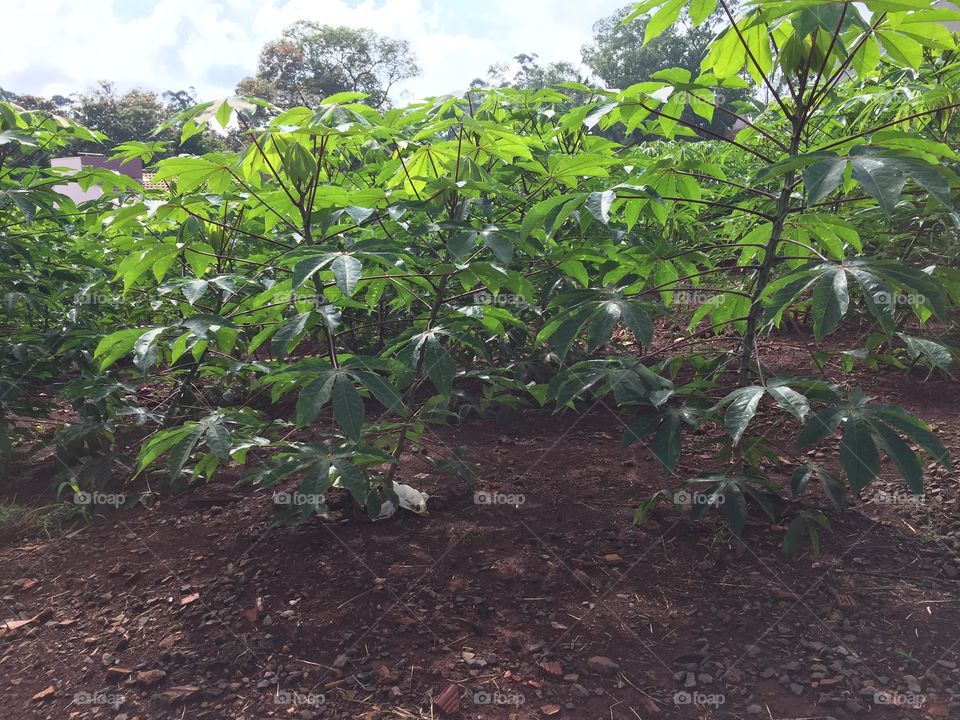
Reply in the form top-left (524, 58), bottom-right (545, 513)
top-left (271, 312), bottom-right (311, 360)
top-left (421, 335), bottom-right (454, 398)
top-left (839, 418), bottom-right (879, 493)
top-left (897, 334), bottom-right (955, 374)
top-left (481, 229), bottom-right (513, 265)
top-left (796, 407), bottom-right (844, 448)
top-left (689, 0), bottom-right (717, 25)
top-left (722, 484), bottom-right (748, 536)
top-left (767, 384), bottom-right (810, 422)
top-left (447, 231), bottom-right (477, 260)
top-left (803, 157), bottom-right (847, 205)
top-left (723, 386), bottom-right (765, 445)
top-left (618, 301), bottom-right (653, 347)
top-left (331, 374), bottom-right (364, 441)
top-left (204, 424), bottom-right (232, 461)
top-left (586, 302), bottom-right (621, 350)
top-left (335, 461), bottom-right (370, 507)
top-left (182, 279), bottom-right (208, 305)
top-left (331, 254), bottom-right (362, 296)
top-left (292, 255), bottom-right (334, 290)
top-left (586, 190), bottom-right (615, 224)
top-left (644, 0), bottom-right (686, 45)
top-left (871, 421), bottom-right (924, 495)
top-left (352, 370), bottom-right (406, 415)
top-left (168, 427), bottom-right (204, 480)
top-left (296, 371), bottom-right (336, 426)
top-left (812, 269), bottom-right (849, 342)
top-left (869, 406), bottom-right (951, 469)
top-left (651, 414), bottom-right (681, 476)
top-left (790, 465), bottom-right (814, 496)
top-left (850, 156), bottom-right (906, 216)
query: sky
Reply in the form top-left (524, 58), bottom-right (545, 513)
top-left (1, 0), bottom-right (629, 103)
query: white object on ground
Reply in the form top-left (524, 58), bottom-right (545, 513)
top-left (375, 482), bottom-right (430, 520)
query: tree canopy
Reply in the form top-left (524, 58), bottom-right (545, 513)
top-left (236, 23), bottom-right (420, 109)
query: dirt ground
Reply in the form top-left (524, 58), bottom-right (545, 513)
top-left (1, 334), bottom-right (959, 720)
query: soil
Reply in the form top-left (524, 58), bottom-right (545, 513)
top-left (1, 332), bottom-right (959, 720)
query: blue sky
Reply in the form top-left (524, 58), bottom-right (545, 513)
top-left (3, 0), bottom-right (629, 103)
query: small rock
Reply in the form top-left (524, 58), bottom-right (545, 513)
top-left (586, 656), bottom-right (619, 675)
top-left (747, 704), bottom-right (763, 715)
top-left (137, 669), bottom-right (167, 686)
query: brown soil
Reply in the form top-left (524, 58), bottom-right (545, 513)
top-left (1, 333), bottom-right (959, 720)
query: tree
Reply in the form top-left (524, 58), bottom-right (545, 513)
top-left (69, 82), bottom-right (167, 151)
top-left (476, 53), bottom-right (587, 90)
top-left (582, 5), bottom-right (744, 136)
top-left (582, 5), bottom-right (716, 89)
top-left (237, 23), bottom-right (419, 109)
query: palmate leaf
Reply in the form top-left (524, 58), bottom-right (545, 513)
top-left (295, 371), bottom-right (337, 426)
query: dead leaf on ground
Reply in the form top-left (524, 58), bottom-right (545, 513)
top-left (31, 686), bottom-right (54, 702)
top-left (433, 683), bottom-right (460, 715)
top-left (539, 660), bottom-right (563, 676)
top-left (835, 593), bottom-right (857, 609)
top-left (179, 593), bottom-right (200, 606)
top-left (541, 704), bottom-right (561, 716)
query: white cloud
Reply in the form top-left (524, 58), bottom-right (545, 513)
top-left (1, 0), bottom-right (627, 102)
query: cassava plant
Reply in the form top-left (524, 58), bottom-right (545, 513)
top-left (4, 1), bottom-right (957, 552)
